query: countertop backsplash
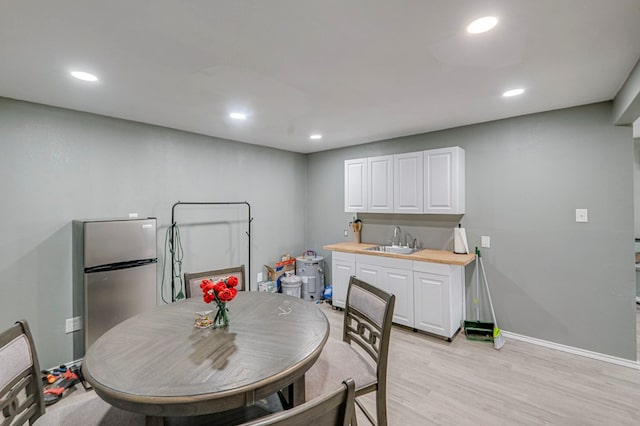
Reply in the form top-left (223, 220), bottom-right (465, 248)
top-left (354, 213), bottom-right (464, 252)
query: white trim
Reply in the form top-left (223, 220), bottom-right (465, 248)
top-left (44, 358), bottom-right (83, 372)
top-left (501, 331), bottom-right (640, 370)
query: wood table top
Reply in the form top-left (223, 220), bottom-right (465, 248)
top-left (82, 292), bottom-right (329, 417)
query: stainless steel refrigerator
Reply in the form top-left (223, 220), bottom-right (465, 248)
top-left (72, 218), bottom-right (157, 358)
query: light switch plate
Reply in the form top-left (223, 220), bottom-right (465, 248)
top-left (65, 316), bottom-right (82, 334)
top-left (481, 236), bottom-right (491, 248)
top-left (575, 209), bottom-right (588, 222)
top-left (257, 272), bottom-right (264, 282)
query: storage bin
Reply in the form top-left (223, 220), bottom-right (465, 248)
top-left (280, 275), bottom-right (302, 298)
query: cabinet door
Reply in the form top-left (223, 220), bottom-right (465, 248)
top-left (332, 256), bottom-right (355, 309)
top-left (345, 159), bottom-right (367, 212)
top-left (383, 267), bottom-right (414, 327)
top-left (394, 152), bottom-right (423, 214)
top-left (414, 271), bottom-right (451, 337)
top-left (367, 155), bottom-right (394, 213)
top-left (355, 263), bottom-right (383, 289)
top-left (424, 147), bottom-right (465, 214)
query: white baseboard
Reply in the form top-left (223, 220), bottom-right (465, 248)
top-left (501, 331), bottom-right (640, 370)
top-left (45, 358), bottom-right (83, 372)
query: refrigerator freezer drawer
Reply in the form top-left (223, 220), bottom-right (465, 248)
top-left (84, 218), bottom-right (157, 268)
top-left (84, 262), bottom-right (157, 351)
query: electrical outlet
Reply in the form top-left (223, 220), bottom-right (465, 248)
top-left (257, 272), bottom-right (264, 282)
top-left (575, 208), bottom-right (588, 223)
top-left (128, 212), bottom-right (138, 218)
top-left (481, 236), bottom-right (491, 248)
top-left (65, 317), bottom-right (82, 334)
top-left (344, 230), bottom-right (348, 237)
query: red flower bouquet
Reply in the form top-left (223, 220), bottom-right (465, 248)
top-left (200, 275), bottom-right (239, 328)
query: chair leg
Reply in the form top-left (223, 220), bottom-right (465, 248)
top-left (277, 387), bottom-right (293, 410)
top-left (376, 388), bottom-right (387, 426)
top-left (355, 390), bottom-right (389, 426)
top-left (355, 399), bottom-right (374, 425)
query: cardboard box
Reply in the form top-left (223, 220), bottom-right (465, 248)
top-left (264, 257), bottom-right (296, 290)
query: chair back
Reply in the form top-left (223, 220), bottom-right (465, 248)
top-left (0, 320), bottom-right (45, 425)
top-left (184, 265), bottom-right (246, 298)
top-left (343, 276), bottom-right (395, 381)
top-left (243, 378), bottom-right (355, 426)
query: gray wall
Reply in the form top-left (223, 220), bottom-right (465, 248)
top-left (1, 97), bottom-right (636, 367)
top-left (0, 97), bottom-right (307, 368)
top-left (307, 102), bottom-right (638, 361)
top-left (635, 138), bottom-right (640, 238)
top-left (635, 138), bottom-right (640, 298)
top-left (613, 58), bottom-right (640, 125)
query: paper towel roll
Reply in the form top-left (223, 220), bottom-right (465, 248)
top-left (453, 226), bottom-right (469, 254)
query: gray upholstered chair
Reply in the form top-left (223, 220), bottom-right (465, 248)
top-left (305, 276), bottom-right (395, 426)
top-left (184, 265), bottom-right (246, 298)
top-left (0, 320), bottom-right (144, 426)
top-left (242, 378), bottom-right (355, 426)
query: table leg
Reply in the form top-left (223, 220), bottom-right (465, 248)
top-left (145, 415), bottom-right (165, 426)
top-left (290, 374), bottom-right (306, 407)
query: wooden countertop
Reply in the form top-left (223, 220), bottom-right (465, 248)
top-left (323, 242), bottom-right (476, 266)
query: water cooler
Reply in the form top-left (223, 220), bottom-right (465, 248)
top-left (296, 250), bottom-right (325, 301)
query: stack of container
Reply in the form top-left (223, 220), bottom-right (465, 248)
top-left (280, 272), bottom-right (302, 298)
top-left (296, 250), bottom-right (325, 301)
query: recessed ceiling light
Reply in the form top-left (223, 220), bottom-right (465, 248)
top-left (229, 112), bottom-right (247, 120)
top-left (309, 134), bottom-right (322, 140)
top-left (467, 16), bottom-right (498, 34)
top-left (70, 71), bottom-right (98, 82)
top-left (502, 88), bottom-right (525, 97)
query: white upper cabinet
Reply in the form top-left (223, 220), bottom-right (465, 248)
top-left (394, 151), bottom-right (423, 214)
top-left (368, 155), bottom-right (394, 213)
top-left (344, 158), bottom-right (367, 212)
top-left (345, 146), bottom-right (464, 214)
top-left (424, 147), bottom-right (465, 214)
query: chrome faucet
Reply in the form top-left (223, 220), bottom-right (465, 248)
top-left (405, 232), bottom-right (413, 248)
top-left (392, 225), bottom-right (402, 246)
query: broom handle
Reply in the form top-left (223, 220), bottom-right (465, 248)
top-left (475, 250), bottom-right (480, 321)
top-left (478, 253), bottom-right (498, 326)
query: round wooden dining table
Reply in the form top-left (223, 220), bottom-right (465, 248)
top-left (82, 292), bottom-right (329, 424)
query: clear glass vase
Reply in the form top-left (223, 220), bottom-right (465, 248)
top-left (213, 302), bottom-right (229, 328)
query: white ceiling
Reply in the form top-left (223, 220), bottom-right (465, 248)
top-left (1, 0), bottom-right (639, 153)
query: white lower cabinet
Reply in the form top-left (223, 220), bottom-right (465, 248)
top-left (413, 261), bottom-right (464, 340)
top-left (331, 251), bottom-right (464, 339)
top-left (355, 261), bottom-right (383, 288)
top-left (356, 255), bottom-right (414, 328)
top-left (382, 266), bottom-right (414, 327)
top-left (331, 252), bottom-right (355, 309)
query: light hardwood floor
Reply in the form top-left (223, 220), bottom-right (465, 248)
top-left (318, 302), bottom-right (640, 425)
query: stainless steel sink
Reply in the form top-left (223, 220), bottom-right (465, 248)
top-left (364, 245), bottom-right (419, 254)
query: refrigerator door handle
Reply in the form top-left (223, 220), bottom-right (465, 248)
top-left (85, 258), bottom-right (158, 273)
